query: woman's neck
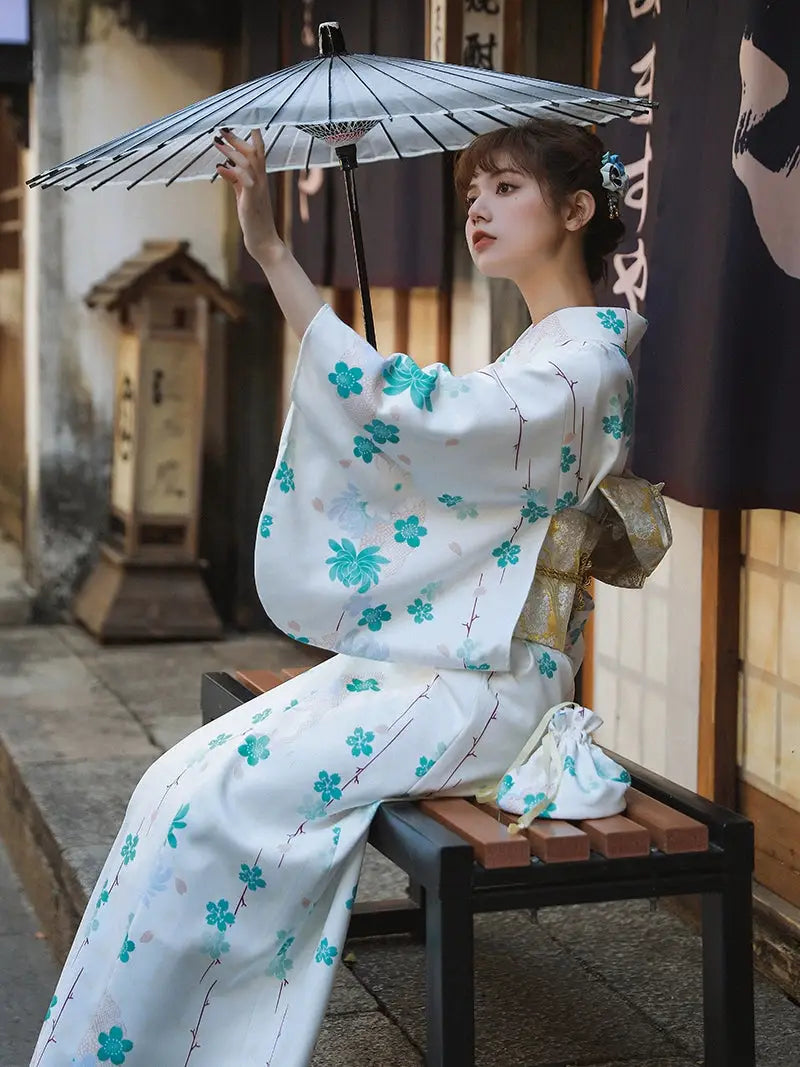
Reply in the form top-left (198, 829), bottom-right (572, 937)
top-left (515, 248), bottom-right (597, 325)
top-left (520, 274), bottom-right (597, 326)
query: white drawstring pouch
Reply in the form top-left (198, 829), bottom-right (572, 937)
top-left (491, 702), bottom-right (631, 831)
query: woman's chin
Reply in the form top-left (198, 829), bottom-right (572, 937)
top-left (474, 258), bottom-right (515, 280)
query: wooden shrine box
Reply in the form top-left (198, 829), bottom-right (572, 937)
top-left (74, 240), bottom-right (243, 641)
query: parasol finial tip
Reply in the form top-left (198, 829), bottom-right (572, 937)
top-left (318, 22), bottom-right (347, 57)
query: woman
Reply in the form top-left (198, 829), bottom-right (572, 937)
top-left (31, 117), bottom-right (669, 1066)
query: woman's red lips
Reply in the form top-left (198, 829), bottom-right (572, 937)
top-left (472, 230), bottom-right (495, 250)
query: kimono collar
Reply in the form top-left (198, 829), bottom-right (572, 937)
top-left (531, 305), bottom-right (648, 358)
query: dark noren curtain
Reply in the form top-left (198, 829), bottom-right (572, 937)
top-left (600, 0), bottom-right (800, 511)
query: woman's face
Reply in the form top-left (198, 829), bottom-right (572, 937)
top-left (464, 154), bottom-right (564, 281)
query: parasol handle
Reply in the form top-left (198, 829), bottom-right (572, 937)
top-left (336, 144), bottom-right (377, 349)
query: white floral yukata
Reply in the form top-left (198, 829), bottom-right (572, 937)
top-left (32, 304), bottom-right (648, 1067)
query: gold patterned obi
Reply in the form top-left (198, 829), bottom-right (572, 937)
top-left (513, 473), bottom-right (673, 652)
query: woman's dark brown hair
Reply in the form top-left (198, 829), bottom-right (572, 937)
top-left (454, 117), bottom-right (625, 284)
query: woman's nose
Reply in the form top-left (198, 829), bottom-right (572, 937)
top-left (467, 195), bottom-right (489, 224)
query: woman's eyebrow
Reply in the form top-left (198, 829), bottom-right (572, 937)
top-left (467, 166), bottom-right (521, 193)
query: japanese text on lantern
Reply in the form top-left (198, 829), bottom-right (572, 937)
top-left (610, 9), bottom-right (658, 313)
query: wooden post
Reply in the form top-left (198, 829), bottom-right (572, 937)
top-left (697, 509), bottom-right (741, 807)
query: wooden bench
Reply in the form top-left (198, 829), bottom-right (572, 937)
top-left (200, 666), bottom-right (756, 1067)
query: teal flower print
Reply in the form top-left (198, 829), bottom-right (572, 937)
top-left (287, 633), bottom-right (310, 644)
top-left (315, 937), bottom-right (339, 966)
top-left (118, 931), bottom-right (136, 964)
top-left (420, 580), bottom-right (442, 601)
top-left (614, 768), bottom-right (632, 784)
top-left (346, 727), bottom-right (375, 757)
top-left (44, 994), bottom-right (57, 1021)
top-left (602, 413), bottom-right (623, 439)
top-left (394, 515), bottom-right (428, 548)
top-left (492, 541), bottom-right (521, 568)
top-left (457, 502), bottom-right (479, 520)
top-left (564, 756), bottom-right (577, 777)
top-left (603, 382), bottom-right (634, 443)
top-left (415, 755), bottom-right (436, 778)
top-left (166, 803), bottom-right (190, 849)
top-left (269, 955), bottom-right (294, 980)
top-left (267, 930), bottom-right (295, 980)
top-left (353, 435), bottom-right (380, 463)
top-left (560, 446), bottom-right (576, 473)
top-left (364, 419), bottom-right (399, 444)
top-left (251, 707), bottom-right (272, 724)
top-left (466, 662), bottom-right (491, 671)
top-left (537, 652), bottom-right (558, 678)
top-left (120, 833), bottom-right (138, 866)
top-left (326, 538), bottom-right (389, 594)
top-left (202, 930), bottom-right (231, 959)
top-left (206, 899), bottom-right (236, 933)
top-left (328, 361), bottom-right (363, 398)
top-left (407, 597), bottom-right (434, 624)
top-left (597, 309), bottom-right (625, 335)
top-left (95, 879), bottom-right (110, 910)
top-left (438, 493), bottom-right (462, 508)
top-left (345, 884), bottom-right (358, 910)
top-left (259, 514), bottom-right (273, 538)
top-left (523, 792), bottom-right (557, 818)
top-left (556, 490), bottom-right (579, 511)
top-left (208, 732), bottom-right (232, 749)
top-left (239, 863), bottom-right (267, 891)
top-left (332, 825), bottom-right (341, 847)
top-left (415, 744), bottom-right (446, 777)
top-left (276, 930), bottom-right (295, 957)
top-left (314, 770), bottom-right (343, 803)
top-left (496, 773), bottom-right (514, 801)
top-left (358, 604), bottom-right (391, 631)
top-left (97, 1026), bottom-right (134, 1064)
top-left (276, 461), bottom-right (295, 493)
top-left (268, 954), bottom-right (294, 981)
top-left (346, 677), bottom-right (380, 692)
top-left (237, 734), bottom-right (270, 766)
top-left (621, 379), bottom-right (634, 440)
top-left (298, 795), bottom-right (327, 821)
top-left (382, 354), bottom-right (437, 411)
top-left (520, 489), bottom-right (549, 523)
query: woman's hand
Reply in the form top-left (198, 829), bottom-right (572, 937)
top-left (215, 129), bottom-right (281, 262)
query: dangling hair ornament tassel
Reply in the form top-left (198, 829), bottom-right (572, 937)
top-left (600, 151), bottom-right (630, 220)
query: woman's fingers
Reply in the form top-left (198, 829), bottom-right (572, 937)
top-left (215, 161), bottom-right (254, 189)
top-left (219, 130), bottom-right (254, 156)
top-left (214, 139), bottom-right (250, 169)
top-left (251, 128), bottom-right (266, 163)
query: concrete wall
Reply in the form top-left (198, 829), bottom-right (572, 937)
top-left (24, 2), bottom-right (227, 615)
top-left (591, 497), bottom-right (704, 790)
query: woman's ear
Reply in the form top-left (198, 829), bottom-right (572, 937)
top-left (563, 189), bottom-right (596, 232)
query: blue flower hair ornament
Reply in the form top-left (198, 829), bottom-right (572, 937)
top-left (600, 151), bottom-right (630, 220)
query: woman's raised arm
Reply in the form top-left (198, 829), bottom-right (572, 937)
top-left (216, 129), bottom-right (323, 340)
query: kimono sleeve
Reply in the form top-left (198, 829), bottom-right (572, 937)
top-left (291, 303), bottom-right (632, 508)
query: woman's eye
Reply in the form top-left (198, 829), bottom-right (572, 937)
top-left (497, 181), bottom-right (514, 194)
top-left (465, 196), bottom-right (476, 209)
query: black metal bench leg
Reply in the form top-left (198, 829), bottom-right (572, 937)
top-left (701, 875), bottom-right (755, 1067)
top-left (425, 888), bottom-right (474, 1066)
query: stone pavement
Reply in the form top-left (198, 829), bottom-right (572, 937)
top-left (2, 624), bottom-right (800, 1066)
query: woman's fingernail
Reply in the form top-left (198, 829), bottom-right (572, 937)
top-left (214, 135), bottom-right (224, 144)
